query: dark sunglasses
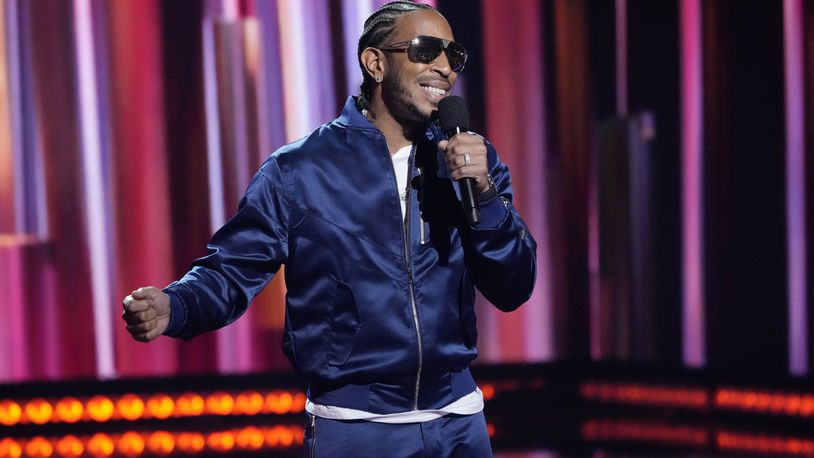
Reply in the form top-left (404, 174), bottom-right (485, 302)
top-left (380, 35), bottom-right (467, 72)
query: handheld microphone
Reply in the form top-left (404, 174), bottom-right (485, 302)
top-left (438, 96), bottom-right (479, 225)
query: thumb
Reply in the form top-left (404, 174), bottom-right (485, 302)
top-left (437, 139), bottom-right (449, 152)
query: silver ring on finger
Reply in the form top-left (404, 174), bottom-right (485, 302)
top-left (463, 153), bottom-right (471, 166)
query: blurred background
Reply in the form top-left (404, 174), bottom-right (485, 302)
top-left (0, 0), bottom-right (812, 456)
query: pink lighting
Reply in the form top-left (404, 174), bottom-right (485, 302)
top-left (680, 0), bottom-right (705, 368)
top-left (277, 1), bottom-right (311, 142)
top-left (615, 0), bottom-right (628, 116)
top-left (73, 0), bottom-right (116, 379)
top-left (783, 0), bottom-right (807, 375)
top-left (0, 0), bottom-right (14, 235)
top-left (481, 0), bottom-right (551, 361)
top-left (202, 13), bottom-right (227, 231)
top-left (0, 0), bottom-right (804, 385)
top-left (341, 0), bottom-right (374, 98)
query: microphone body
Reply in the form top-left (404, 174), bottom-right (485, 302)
top-left (438, 97), bottom-right (479, 225)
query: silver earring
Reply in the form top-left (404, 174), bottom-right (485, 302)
top-left (375, 75), bottom-right (382, 83)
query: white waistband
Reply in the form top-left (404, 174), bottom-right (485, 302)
top-left (305, 388), bottom-right (483, 424)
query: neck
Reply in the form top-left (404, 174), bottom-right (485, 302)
top-left (368, 97), bottom-right (422, 155)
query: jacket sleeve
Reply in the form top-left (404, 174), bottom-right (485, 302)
top-left (465, 143), bottom-right (537, 312)
top-left (162, 157), bottom-right (289, 340)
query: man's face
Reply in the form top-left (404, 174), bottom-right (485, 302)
top-left (380, 10), bottom-right (459, 124)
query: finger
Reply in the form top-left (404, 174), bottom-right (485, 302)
top-left (133, 331), bottom-right (153, 342)
top-left (447, 154), bottom-right (481, 172)
top-left (457, 153), bottom-right (482, 168)
top-left (134, 327), bottom-right (161, 343)
top-left (127, 320), bottom-right (157, 336)
top-left (446, 132), bottom-right (483, 149)
top-left (122, 309), bottom-right (157, 325)
top-left (132, 287), bottom-right (159, 301)
top-left (122, 295), bottom-right (134, 310)
top-left (450, 165), bottom-right (488, 182)
top-left (437, 139), bottom-right (449, 152)
top-left (122, 298), bottom-right (153, 313)
top-left (460, 132), bottom-right (486, 145)
top-left (444, 140), bottom-right (485, 158)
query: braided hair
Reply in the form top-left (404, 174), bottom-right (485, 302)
top-left (356, 1), bottom-right (436, 117)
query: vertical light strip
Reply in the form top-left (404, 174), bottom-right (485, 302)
top-left (482, 0), bottom-right (551, 361)
top-left (0, 1), bottom-right (22, 382)
top-left (587, 135), bottom-right (601, 359)
top-left (342, 0), bottom-right (373, 98)
top-left (73, 0), bottom-right (115, 378)
top-left (615, 0), bottom-right (627, 116)
top-left (589, 0), bottom-right (629, 360)
top-left (243, 18), bottom-right (270, 162)
top-left (226, 20), bottom-right (251, 192)
top-left (680, 0), bottom-right (705, 367)
top-left (277, 0), bottom-right (311, 141)
top-left (5, 0), bottom-right (25, 234)
top-left (222, 0), bottom-right (239, 19)
top-left (203, 1), bottom-right (226, 230)
top-left (253, 0), bottom-right (287, 150)
top-left (210, 0), bottom-right (252, 374)
top-left (307, 0), bottom-right (335, 123)
top-left (0, 0), bottom-right (25, 382)
top-left (588, 43), bottom-right (601, 360)
top-left (519, 1), bottom-right (552, 362)
top-left (14, 0), bottom-right (48, 239)
top-left (784, 0), bottom-right (807, 375)
top-left (0, 0), bottom-right (12, 234)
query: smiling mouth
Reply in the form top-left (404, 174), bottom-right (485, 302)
top-left (420, 84), bottom-right (448, 98)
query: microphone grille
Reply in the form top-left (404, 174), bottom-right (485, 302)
top-left (438, 96), bottom-right (470, 133)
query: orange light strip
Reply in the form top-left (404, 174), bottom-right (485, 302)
top-left (717, 430), bottom-right (814, 455)
top-left (715, 388), bottom-right (814, 417)
top-left (580, 382), bottom-right (708, 409)
top-left (477, 377), bottom-right (545, 402)
top-left (0, 425), bottom-right (303, 458)
top-left (0, 390), bottom-right (305, 427)
top-left (581, 419), bottom-right (709, 447)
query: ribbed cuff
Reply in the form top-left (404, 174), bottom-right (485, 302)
top-left (162, 288), bottom-right (188, 337)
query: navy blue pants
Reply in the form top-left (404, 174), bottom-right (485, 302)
top-left (302, 412), bottom-right (493, 457)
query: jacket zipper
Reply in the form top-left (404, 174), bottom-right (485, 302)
top-left (310, 414), bottom-right (317, 458)
top-left (395, 143), bottom-right (423, 411)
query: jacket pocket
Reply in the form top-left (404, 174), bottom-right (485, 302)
top-left (328, 281), bottom-right (361, 366)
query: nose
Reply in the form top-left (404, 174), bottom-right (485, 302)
top-left (431, 50), bottom-right (453, 77)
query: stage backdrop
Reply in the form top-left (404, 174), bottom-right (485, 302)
top-left (0, 0), bottom-right (811, 382)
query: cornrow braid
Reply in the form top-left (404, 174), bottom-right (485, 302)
top-left (356, 1), bottom-right (435, 117)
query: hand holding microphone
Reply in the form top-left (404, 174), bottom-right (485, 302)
top-left (437, 96), bottom-right (490, 225)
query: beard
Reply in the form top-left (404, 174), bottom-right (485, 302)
top-left (381, 76), bottom-right (434, 124)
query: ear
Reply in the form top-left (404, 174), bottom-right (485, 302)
top-left (361, 47), bottom-right (385, 82)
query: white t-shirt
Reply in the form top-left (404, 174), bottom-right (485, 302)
top-left (391, 144), bottom-right (412, 219)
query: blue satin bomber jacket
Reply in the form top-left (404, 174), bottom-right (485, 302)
top-left (163, 97), bottom-right (537, 415)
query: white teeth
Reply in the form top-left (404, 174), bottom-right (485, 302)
top-left (422, 85), bottom-right (446, 96)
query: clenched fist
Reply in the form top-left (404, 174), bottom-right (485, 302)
top-left (121, 287), bottom-right (171, 342)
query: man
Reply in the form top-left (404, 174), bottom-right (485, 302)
top-left (122, 1), bottom-right (536, 456)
